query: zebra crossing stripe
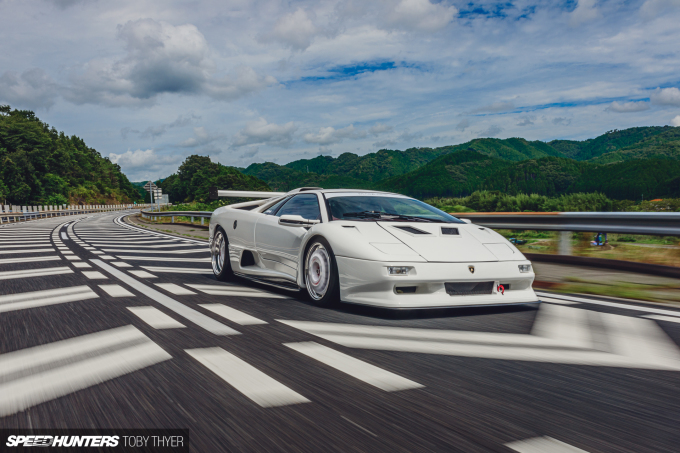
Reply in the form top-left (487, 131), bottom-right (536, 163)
top-left (285, 342), bottom-right (423, 392)
top-left (188, 284), bottom-right (288, 298)
top-left (0, 266), bottom-right (72, 280)
top-left (185, 347), bottom-right (309, 408)
top-left (0, 285), bottom-right (98, 313)
top-left (506, 436), bottom-right (589, 453)
top-left (0, 325), bottom-right (171, 417)
top-left (0, 256), bottom-right (62, 265)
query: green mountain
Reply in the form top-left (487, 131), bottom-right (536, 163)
top-left (549, 126), bottom-right (672, 161)
top-left (158, 155), bottom-right (271, 204)
top-left (589, 127), bottom-right (680, 164)
top-left (376, 150), bottom-right (680, 200)
top-left (0, 105), bottom-right (141, 205)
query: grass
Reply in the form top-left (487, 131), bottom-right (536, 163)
top-left (551, 277), bottom-right (680, 304)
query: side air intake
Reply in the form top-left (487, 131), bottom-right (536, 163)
top-left (441, 227), bottom-right (459, 235)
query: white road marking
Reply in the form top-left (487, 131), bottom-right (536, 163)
top-left (141, 266), bottom-right (212, 275)
top-left (539, 296), bottom-right (577, 305)
top-left (0, 248), bottom-right (55, 255)
top-left (0, 267), bottom-right (73, 280)
top-left (155, 283), bottom-right (196, 295)
top-left (127, 306), bottom-right (186, 329)
top-left (61, 232), bottom-right (68, 240)
top-left (60, 251), bottom-right (74, 255)
top-left (506, 436), bottom-right (589, 453)
top-left (645, 314), bottom-right (680, 324)
top-left (285, 342), bottom-right (422, 391)
top-left (0, 286), bottom-right (98, 313)
top-left (100, 255), bottom-right (115, 260)
top-left (117, 256), bottom-right (210, 262)
top-left (185, 347), bottom-right (309, 407)
top-left (71, 262), bottom-right (91, 268)
top-left (92, 242), bottom-right (199, 248)
top-left (65, 255), bottom-right (81, 261)
top-left (536, 291), bottom-right (680, 317)
top-left (0, 256), bottom-right (62, 265)
top-left (128, 270), bottom-right (157, 278)
top-left (99, 285), bottom-right (135, 297)
top-left (278, 305), bottom-right (680, 370)
top-left (91, 260), bottom-right (239, 335)
top-left (82, 271), bottom-right (107, 279)
top-left (531, 303), bottom-right (591, 349)
top-left (111, 261), bottom-right (132, 268)
top-left (103, 248), bottom-right (208, 254)
top-left (188, 284), bottom-right (288, 298)
top-left (92, 251), bottom-right (104, 254)
top-left (0, 325), bottom-right (171, 417)
top-left (199, 304), bottom-right (267, 325)
top-left (0, 243), bottom-right (52, 248)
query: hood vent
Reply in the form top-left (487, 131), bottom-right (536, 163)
top-left (441, 227), bottom-right (459, 235)
top-left (394, 226), bottom-right (430, 235)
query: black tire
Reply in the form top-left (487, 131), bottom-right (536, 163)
top-left (303, 237), bottom-right (340, 306)
top-left (211, 227), bottom-right (234, 281)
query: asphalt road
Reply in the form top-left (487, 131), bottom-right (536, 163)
top-left (1, 212), bottom-right (679, 452)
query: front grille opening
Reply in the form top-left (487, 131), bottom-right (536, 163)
top-left (441, 227), bottom-right (459, 235)
top-left (499, 283), bottom-right (511, 290)
top-left (394, 226), bottom-right (429, 235)
top-left (395, 286), bottom-right (417, 294)
top-left (445, 281), bottom-right (494, 296)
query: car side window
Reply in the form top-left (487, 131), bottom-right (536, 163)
top-left (263, 197), bottom-right (290, 215)
top-left (276, 194), bottom-right (321, 220)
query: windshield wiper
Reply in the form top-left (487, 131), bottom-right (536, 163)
top-left (341, 211), bottom-right (384, 219)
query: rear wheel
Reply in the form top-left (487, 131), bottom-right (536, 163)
top-left (212, 227), bottom-right (233, 281)
top-left (304, 237), bottom-right (339, 306)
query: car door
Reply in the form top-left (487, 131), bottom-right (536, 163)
top-left (254, 194), bottom-right (321, 280)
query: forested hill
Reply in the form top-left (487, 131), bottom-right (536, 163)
top-left (0, 106), bottom-right (141, 205)
top-left (243, 126), bottom-right (680, 193)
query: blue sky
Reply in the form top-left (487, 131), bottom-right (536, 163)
top-left (1, 0), bottom-right (680, 181)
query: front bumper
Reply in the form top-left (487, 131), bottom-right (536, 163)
top-left (336, 256), bottom-right (537, 308)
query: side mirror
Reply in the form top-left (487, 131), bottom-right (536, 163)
top-left (460, 218), bottom-right (472, 224)
top-left (279, 214), bottom-right (320, 227)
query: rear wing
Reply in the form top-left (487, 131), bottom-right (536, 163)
top-left (209, 187), bottom-right (286, 200)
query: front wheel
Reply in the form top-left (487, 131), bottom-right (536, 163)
top-left (211, 228), bottom-right (234, 281)
top-left (304, 237), bottom-right (340, 306)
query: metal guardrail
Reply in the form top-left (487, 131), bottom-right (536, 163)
top-left (457, 212), bottom-right (680, 236)
top-left (0, 204), bottom-right (161, 224)
top-left (140, 210), bottom-right (212, 226)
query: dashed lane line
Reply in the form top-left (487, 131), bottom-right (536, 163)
top-left (90, 259), bottom-right (239, 336)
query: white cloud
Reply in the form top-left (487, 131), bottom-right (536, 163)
top-left (650, 87), bottom-right (680, 106)
top-left (455, 119), bottom-right (470, 131)
top-left (369, 123), bottom-right (393, 135)
top-left (65, 19), bottom-right (275, 107)
top-left (304, 124), bottom-right (367, 144)
top-left (108, 148), bottom-right (183, 180)
top-left (570, 0), bottom-right (600, 26)
top-left (179, 126), bottom-right (223, 147)
top-left (516, 116), bottom-right (535, 126)
top-left (470, 102), bottom-right (515, 114)
top-left (552, 117), bottom-right (572, 126)
top-left (388, 0), bottom-right (457, 32)
top-left (233, 118), bottom-right (297, 147)
top-left (671, 115), bottom-right (680, 127)
top-left (0, 68), bottom-right (58, 110)
top-left (640, 0), bottom-right (680, 19)
top-left (262, 9), bottom-right (319, 51)
top-left (606, 100), bottom-right (651, 112)
top-left (478, 125), bottom-right (503, 137)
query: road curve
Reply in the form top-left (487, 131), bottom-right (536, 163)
top-left (0, 212), bottom-right (679, 452)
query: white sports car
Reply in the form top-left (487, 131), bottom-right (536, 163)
top-left (208, 187), bottom-right (538, 308)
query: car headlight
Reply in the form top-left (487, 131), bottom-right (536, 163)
top-left (388, 266), bottom-right (412, 276)
top-left (518, 264), bottom-right (532, 273)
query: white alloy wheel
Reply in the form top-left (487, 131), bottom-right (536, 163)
top-left (212, 229), bottom-right (227, 276)
top-left (306, 243), bottom-right (331, 300)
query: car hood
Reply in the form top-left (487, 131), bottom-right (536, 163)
top-left (378, 222), bottom-right (526, 262)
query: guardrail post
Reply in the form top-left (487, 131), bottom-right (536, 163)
top-left (558, 231), bottom-right (572, 256)
top-left (191, 216), bottom-right (194, 223)
top-left (172, 216), bottom-right (175, 223)
top-left (201, 217), bottom-right (204, 226)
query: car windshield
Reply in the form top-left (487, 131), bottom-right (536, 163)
top-left (327, 195), bottom-right (464, 223)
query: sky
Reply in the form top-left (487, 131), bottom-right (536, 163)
top-left (1, 0), bottom-right (680, 181)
